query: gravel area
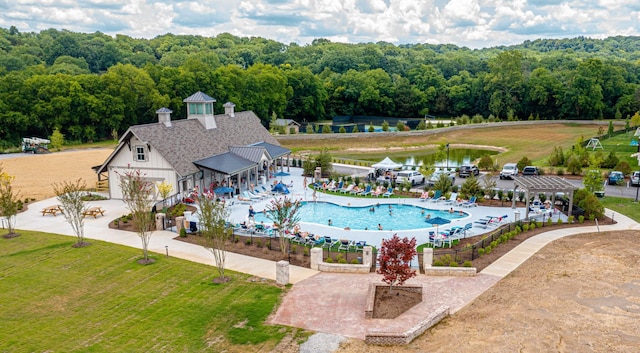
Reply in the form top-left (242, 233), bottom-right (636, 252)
top-left (299, 333), bottom-right (348, 353)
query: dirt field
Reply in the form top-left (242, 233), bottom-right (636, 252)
top-left (338, 230), bottom-right (640, 353)
top-left (0, 149), bottom-right (112, 201)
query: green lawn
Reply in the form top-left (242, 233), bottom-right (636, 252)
top-left (0, 231), bottom-right (298, 353)
top-left (600, 196), bottom-right (640, 223)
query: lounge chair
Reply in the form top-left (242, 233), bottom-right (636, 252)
top-left (242, 190), bottom-right (260, 200)
top-left (461, 223), bottom-right (474, 238)
top-left (339, 184), bottom-right (355, 194)
top-left (428, 190), bottom-right (442, 203)
top-left (418, 191), bottom-right (430, 202)
top-left (359, 185), bottom-right (372, 196)
top-left (236, 194), bottom-right (252, 204)
top-left (331, 181), bottom-right (343, 192)
top-left (443, 192), bottom-right (458, 205)
top-left (322, 236), bottom-right (338, 248)
top-left (382, 187), bottom-right (394, 198)
top-left (355, 241), bottom-right (367, 251)
top-left (338, 239), bottom-right (356, 251)
top-left (460, 196), bottom-right (477, 207)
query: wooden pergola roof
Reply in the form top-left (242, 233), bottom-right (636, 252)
top-left (511, 176), bottom-right (577, 219)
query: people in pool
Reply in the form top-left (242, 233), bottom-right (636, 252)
top-left (378, 223), bottom-right (383, 230)
top-left (328, 219), bottom-right (333, 226)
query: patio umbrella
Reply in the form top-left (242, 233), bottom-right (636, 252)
top-left (426, 216), bottom-right (451, 234)
top-left (214, 186), bottom-right (234, 197)
top-left (274, 171), bottom-right (290, 181)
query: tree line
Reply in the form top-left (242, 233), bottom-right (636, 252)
top-left (1, 26), bottom-right (640, 148)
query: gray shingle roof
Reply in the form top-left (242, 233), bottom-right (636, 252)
top-left (156, 107), bottom-right (173, 113)
top-left (98, 110), bottom-right (282, 177)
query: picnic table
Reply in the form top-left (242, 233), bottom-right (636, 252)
top-left (41, 205), bottom-right (63, 216)
top-left (83, 206), bottom-right (105, 218)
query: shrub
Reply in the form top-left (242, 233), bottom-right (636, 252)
top-left (485, 247), bottom-right (492, 255)
top-left (578, 215), bottom-right (585, 224)
top-left (449, 261), bottom-right (458, 267)
top-left (491, 240), bottom-right (498, 248)
top-left (338, 258), bottom-right (348, 264)
top-left (523, 224), bottom-right (530, 232)
top-left (351, 259), bottom-right (360, 264)
top-left (556, 218), bottom-right (563, 225)
top-left (589, 213), bottom-right (595, 221)
top-left (179, 227), bottom-right (187, 238)
top-left (256, 239), bottom-right (263, 248)
top-left (303, 248), bottom-right (309, 256)
top-left (291, 245), bottom-right (298, 254)
top-left (547, 218), bottom-right (553, 226)
top-left (478, 248), bottom-right (485, 256)
top-left (556, 168), bottom-right (565, 176)
top-left (536, 221), bottom-right (542, 228)
top-left (245, 239), bottom-right (252, 245)
top-left (568, 215), bottom-right (574, 223)
top-left (265, 240), bottom-right (271, 249)
top-left (463, 260), bottom-right (473, 267)
top-left (530, 223), bottom-right (536, 230)
top-left (515, 225), bottom-right (522, 234)
top-left (433, 260), bottom-right (444, 266)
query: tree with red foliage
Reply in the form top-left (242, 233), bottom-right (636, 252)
top-left (377, 234), bottom-right (417, 293)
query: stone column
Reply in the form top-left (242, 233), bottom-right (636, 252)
top-left (176, 216), bottom-right (185, 234)
top-left (276, 260), bottom-right (289, 285)
top-left (155, 213), bottom-right (165, 231)
top-left (363, 246), bottom-right (373, 268)
top-left (310, 247), bottom-right (323, 270)
top-left (423, 248), bottom-right (434, 272)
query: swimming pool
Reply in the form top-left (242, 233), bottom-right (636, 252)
top-left (253, 201), bottom-right (467, 231)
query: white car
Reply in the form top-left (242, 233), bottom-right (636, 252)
top-left (395, 170), bottom-right (425, 185)
top-left (499, 163), bottom-right (519, 179)
top-left (427, 170), bottom-right (455, 186)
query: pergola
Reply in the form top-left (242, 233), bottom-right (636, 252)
top-left (511, 176), bottom-right (578, 219)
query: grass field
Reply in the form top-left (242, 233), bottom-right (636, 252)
top-left (280, 122), bottom-right (607, 166)
top-left (0, 231), bottom-right (301, 353)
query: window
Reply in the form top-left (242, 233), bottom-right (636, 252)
top-left (135, 145), bottom-right (147, 162)
top-left (205, 102), bottom-right (213, 115)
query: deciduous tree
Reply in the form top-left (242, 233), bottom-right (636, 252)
top-left (264, 197), bottom-right (301, 255)
top-left (53, 179), bottom-right (90, 247)
top-left (197, 194), bottom-right (231, 282)
top-left (118, 169), bottom-right (158, 264)
top-left (377, 234), bottom-right (417, 293)
top-left (0, 165), bottom-right (20, 238)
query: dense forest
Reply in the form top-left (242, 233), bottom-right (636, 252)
top-left (1, 26), bottom-right (640, 148)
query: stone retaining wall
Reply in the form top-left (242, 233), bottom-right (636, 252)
top-left (423, 248), bottom-right (477, 276)
top-left (310, 246), bottom-right (372, 273)
top-left (365, 304), bottom-right (450, 345)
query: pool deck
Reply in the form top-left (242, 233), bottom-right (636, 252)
top-left (226, 167), bottom-right (548, 249)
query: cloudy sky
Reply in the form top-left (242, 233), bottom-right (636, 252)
top-left (1, 0), bottom-right (639, 49)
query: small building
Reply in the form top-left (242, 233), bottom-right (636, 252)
top-left (96, 92), bottom-right (291, 200)
top-left (273, 119), bottom-right (300, 134)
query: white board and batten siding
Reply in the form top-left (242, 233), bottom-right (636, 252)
top-left (107, 135), bottom-right (178, 200)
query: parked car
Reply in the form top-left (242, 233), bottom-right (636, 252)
top-left (427, 170), bottom-right (455, 186)
top-left (608, 171), bottom-right (625, 185)
top-left (499, 163), bottom-right (519, 179)
top-left (395, 170), bottom-right (425, 185)
top-left (458, 164), bottom-right (479, 178)
top-left (521, 166), bottom-right (539, 176)
top-left (631, 171), bottom-right (640, 187)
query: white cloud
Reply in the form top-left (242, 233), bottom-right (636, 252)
top-left (0, 0), bottom-right (639, 49)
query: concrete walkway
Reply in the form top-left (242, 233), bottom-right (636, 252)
top-left (13, 197), bottom-right (318, 284)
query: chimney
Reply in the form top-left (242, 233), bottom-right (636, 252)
top-left (156, 107), bottom-right (173, 127)
top-left (224, 102), bottom-right (236, 117)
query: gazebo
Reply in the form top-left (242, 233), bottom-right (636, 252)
top-left (511, 176), bottom-right (578, 219)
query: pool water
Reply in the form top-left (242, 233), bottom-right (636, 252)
top-left (253, 201), bottom-right (466, 231)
